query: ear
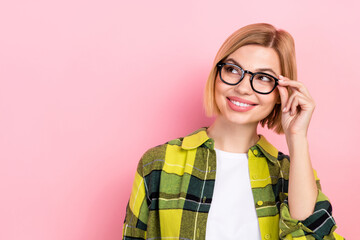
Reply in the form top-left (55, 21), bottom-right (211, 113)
top-left (274, 87), bottom-right (282, 104)
top-left (275, 91), bottom-right (281, 104)
top-left (276, 96), bottom-right (281, 104)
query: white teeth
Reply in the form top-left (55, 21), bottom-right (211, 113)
top-left (230, 100), bottom-right (252, 107)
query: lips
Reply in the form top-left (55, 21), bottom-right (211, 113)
top-left (226, 96), bottom-right (258, 112)
top-left (227, 96), bottom-right (258, 106)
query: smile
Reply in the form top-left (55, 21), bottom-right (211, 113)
top-left (227, 97), bottom-right (257, 112)
top-left (230, 100), bottom-right (254, 107)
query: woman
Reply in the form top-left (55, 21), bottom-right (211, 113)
top-left (122, 23), bottom-right (344, 240)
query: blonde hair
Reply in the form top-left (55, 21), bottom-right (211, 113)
top-left (204, 23), bottom-right (297, 134)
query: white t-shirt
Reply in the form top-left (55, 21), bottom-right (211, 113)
top-left (205, 148), bottom-right (261, 240)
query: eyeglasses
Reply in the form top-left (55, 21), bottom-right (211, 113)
top-left (217, 62), bottom-right (279, 94)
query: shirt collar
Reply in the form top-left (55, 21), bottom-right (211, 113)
top-left (181, 127), bottom-right (278, 163)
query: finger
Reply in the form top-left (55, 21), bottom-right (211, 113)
top-left (277, 85), bottom-right (289, 112)
top-left (279, 81), bottom-right (310, 99)
top-left (278, 77), bottom-right (308, 95)
top-left (284, 92), bottom-right (296, 114)
top-left (286, 91), bottom-right (306, 112)
top-left (287, 92), bottom-right (314, 115)
top-left (278, 75), bottom-right (311, 97)
top-left (290, 97), bottom-right (299, 116)
top-left (285, 92), bottom-right (293, 112)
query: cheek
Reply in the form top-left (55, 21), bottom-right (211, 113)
top-left (214, 80), bottom-right (229, 103)
top-left (214, 78), bottom-right (230, 113)
top-left (214, 77), bottom-right (229, 95)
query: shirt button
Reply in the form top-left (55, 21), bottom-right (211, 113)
top-left (253, 149), bottom-right (259, 155)
top-left (208, 166), bottom-right (211, 172)
top-left (203, 197), bottom-right (206, 203)
top-left (252, 174), bottom-right (258, 180)
top-left (265, 233), bottom-right (271, 239)
top-left (257, 200), bottom-right (263, 206)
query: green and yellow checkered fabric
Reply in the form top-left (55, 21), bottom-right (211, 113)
top-left (122, 127), bottom-right (344, 240)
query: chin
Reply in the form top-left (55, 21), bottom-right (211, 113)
top-left (220, 112), bottom-right (259, 126)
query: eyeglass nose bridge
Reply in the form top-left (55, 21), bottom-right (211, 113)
top-left (241, 70), bottom-right (256, 81)
top-left (235, 69), bottom-right (255, 93)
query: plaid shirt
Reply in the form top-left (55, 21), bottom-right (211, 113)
top-left (122, 127), bottom-right (344, 240)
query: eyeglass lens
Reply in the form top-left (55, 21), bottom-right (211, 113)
top-left (220, 64), bottom-right (276, 94)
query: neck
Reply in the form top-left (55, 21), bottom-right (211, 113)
top-left (206, 115), bottom-right (260, 153)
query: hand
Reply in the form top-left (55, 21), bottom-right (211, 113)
top-left (277, 75), bottom-right (316, 137)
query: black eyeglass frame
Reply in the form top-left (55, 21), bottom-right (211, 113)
top-left (216, 62), bottom-right (279, 95)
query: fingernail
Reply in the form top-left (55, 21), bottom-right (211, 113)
top-left (283, 107), bottom-right (286, 112)
top-left (279, 75), bottom-right (284, 79)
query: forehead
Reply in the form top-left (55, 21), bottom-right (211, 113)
top-left (226, 44), bottom-right (281, 74)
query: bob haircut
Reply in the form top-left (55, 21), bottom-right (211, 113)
top-left (204, 23), bottom-right (297, 134)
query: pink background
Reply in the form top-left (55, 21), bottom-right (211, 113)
top-left (0, 0), bottom-right (358, 239)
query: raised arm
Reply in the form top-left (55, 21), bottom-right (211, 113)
top-left (277, 76), bottom-right (344, 239)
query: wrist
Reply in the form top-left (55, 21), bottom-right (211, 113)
top-left (285, 132), bottom-right (307, 142)
top-left (286, 134), bottom-right (309, 154)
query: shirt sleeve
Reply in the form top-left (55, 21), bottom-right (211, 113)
top-left (279, 169), bottom-right (345, 240)
top-left (122, 156), bottom-right (149, 240)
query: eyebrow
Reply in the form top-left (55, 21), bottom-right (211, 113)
top-left (224, 58), bottom-right (279, 77)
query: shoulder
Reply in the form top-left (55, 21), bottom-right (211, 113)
top-left (141, 127), bottom-right (211, 159)
top-left (140, 143), bottom-right (167, 164)
top-left (256, 135), bottom-right (290, 164)
top-left (137, 127), bottom-right (211, 174)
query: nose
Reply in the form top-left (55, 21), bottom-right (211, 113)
top-left (234, 73), bottom-right (253, 95)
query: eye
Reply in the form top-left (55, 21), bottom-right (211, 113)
top-left (224, 65), bottom-right (240, 75)
top-left (255, 74), bottom-right (274, 82)
top-left (260, 76), bottom-right (271, 82)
